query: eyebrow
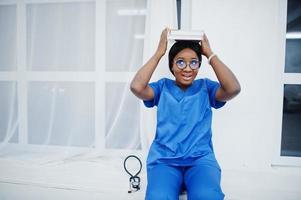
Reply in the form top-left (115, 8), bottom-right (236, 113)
top-left (175, 57), bottom-right (199, 60)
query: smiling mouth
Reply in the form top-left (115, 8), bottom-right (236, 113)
top-left (182, 74), bottom-right (193, 81)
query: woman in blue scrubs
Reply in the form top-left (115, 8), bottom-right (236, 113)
top-left (130, 28), bottom-right (241, 200)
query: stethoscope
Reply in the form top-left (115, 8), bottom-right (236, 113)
top-left (123, 155), bottom-right (142, 193)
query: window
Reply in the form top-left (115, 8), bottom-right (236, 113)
top-left (0, 3), bottom-right (18, 144)
top-left (0, 0), bottom-right (146, 152)
top-left (104, 0), bottom-right (146, 149)
top-left (280, 0), bottom-right (301, 159)
top-left (0, 5), bottom-right (16, 71)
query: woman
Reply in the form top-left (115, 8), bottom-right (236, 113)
top-left (130, 28), bottom-right (241, 200)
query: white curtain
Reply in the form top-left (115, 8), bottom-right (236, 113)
top-left (141, 0), bottom-right (177, 151)
top-left (0, 0), bottom-right (177, 197)
top-left (0, 4), bottom-right (18, 149)
top-left (0, 0), bottom-right (176, 163)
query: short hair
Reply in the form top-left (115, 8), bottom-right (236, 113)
top-left (168, 41), bottom-right (202, 74)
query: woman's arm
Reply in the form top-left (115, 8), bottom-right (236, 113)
top-left (201, 34), bottom-right (241, 101)
top-left (130, 28), bottom-right (169, 100)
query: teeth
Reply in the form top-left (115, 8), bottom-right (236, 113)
top-left (183, 75), bottom-right (192, 81)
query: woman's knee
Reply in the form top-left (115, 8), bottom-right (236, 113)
top-left (146, 164), bottom-right (182, 200)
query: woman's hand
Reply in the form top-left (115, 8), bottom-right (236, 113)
top-left (200, 33), bottom-right (214, 58)
top-left (155, 27), bottom-right (170, 57)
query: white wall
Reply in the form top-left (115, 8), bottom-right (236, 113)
top-left (190, 0), bottom-right (283, 170)
top-left (187, 0), bottom-right (301, 199)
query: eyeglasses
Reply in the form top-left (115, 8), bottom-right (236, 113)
top-left (174, 59), bottom-right (200, 70)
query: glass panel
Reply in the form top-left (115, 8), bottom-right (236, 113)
top-left (106, 0), bottom-right (146, 72)
top-left (28, 82), bottom-right (95, 147)
top-left (26, 2), bottom-right (95, 71)
top-left (105, 82), bottom-right (141, 149)
top-left (287, 0), bottom-right (301, 32)
top-left (0, 82), bottom-right (18, 143)
top-left (0, 5), bottom-right (17, 71)
top-left (281, 84), bottom-right (301, 157)
top-left (284, 39), bottom-right (301, 73)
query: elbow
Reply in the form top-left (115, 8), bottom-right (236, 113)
top-left (218, 83), bottom-right (241, 101)
top-left (234, 84), bottom-right (241, 95)
top-left (130, 82), bottom-right (138, 94)
top-left (230, 84), bottom-right (241, 97)
top-left (224, 84), bottom-right (241, 99)
top-left (237, 82), bottom-right (241, 94)
top-left (130, 82), bottom-right (143, 96)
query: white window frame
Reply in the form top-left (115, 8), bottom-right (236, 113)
top-left (272, 0), bottom-right (301, 167)
top-left (0, 0), bottom-right (146, 153)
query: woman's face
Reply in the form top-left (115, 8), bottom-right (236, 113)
top-left (172, 48), bottom-right (200, 90)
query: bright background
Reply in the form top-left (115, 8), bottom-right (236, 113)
top-left (0, 0), bottom-right (300, 199)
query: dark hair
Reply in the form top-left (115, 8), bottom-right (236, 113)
top-left (168, 41), bottom-right (202, 74)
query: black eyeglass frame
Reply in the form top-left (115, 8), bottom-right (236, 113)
top-left (174, 58), bottom-right (201, 70)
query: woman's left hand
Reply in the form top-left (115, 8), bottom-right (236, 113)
top-left (200, 33), bottom-right (214, 58)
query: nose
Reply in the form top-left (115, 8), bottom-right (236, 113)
top-left (183, 64), bottom-right (193, 71)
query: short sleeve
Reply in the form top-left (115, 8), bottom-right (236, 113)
top-left (143, 78), bottom-right (165, 108)
top-left (205, 78), bottom-right (226, 109)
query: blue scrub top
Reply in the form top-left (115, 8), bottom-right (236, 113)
top-left (144, 78), bottom-right (226, 169)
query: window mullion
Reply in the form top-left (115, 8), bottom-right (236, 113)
top-left (16, 1), bottom-right (28, 145)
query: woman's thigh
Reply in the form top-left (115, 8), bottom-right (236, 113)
top-left (184, 164), bottom-right (224, 200)
top-left (145, 164), bottom-right (183, 200)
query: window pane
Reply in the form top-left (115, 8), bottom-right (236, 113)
top-left (286, 0), bottom-right (301, 32)
top-left (106, 0), bottom-right (146, 72)
top-left (281, 84), bottom-right (301, 157)
top-left (0, 5), bottom-right (17, 71)
top-left (105, 82), bottom-right (141, 149)
top-left (0, 81), bottom-right (18, 143)
top-left (27, 2), bottom-right (95, 71)
top-left (28, 82), bottom-right (95, 147)
top-left (284, 39), bottom-right (301, 73)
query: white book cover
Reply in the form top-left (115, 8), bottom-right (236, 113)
top-left (167, 30), bottom-right (204, 41)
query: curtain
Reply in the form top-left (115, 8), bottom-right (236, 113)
top-left (140, 0), bottom-right (177, 151)
top-left (0, 0), bottom-right (177, 163)
top-left (0, 0), bottom-right (178, 196)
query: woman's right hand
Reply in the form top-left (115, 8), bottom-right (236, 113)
top-left (155, 27), bottom-right (170, 57)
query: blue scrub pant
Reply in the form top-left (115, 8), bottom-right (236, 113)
top-left (145, 163), bottom-right (224, 200)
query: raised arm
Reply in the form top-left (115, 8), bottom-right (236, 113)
top-left (130, 28), bottom-right (169, 100)
top-left (200, 34), bottom-right (241, 101)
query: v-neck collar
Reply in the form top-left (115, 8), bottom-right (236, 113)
top-left (166, 79), bottom-right (199, 102)
top-left (173, 79), bottom-right (197, 93)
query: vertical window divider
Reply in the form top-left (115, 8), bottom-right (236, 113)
top-left (95, 0), bottom-right (106, 150)
top-left (16, 1), bottom-right (28, 145)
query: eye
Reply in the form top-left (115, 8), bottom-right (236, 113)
top-left (190, 60), bottom-right (199, 68)
top-left (175, 59), bottom-right (186, 68)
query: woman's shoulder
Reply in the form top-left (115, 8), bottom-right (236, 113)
top-left (195, 78), bottom-right (219, 88)
top-left (157, 77), bottom-right (173, 82)
top-left (154, 78), bottom-right (174, 87)
top-left (192, 78), bottom-right (214, 93)
top-left (149, 78), bottom-right (173, 93)
top-left (193, 78), bottom-right (206, 88)
top-left (194, 78), bottom-right (212, 82)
